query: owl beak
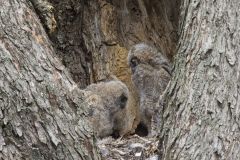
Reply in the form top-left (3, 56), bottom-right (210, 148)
top-left (130, 59), bottom-right (138, 73)
top-left (131, 67), bottom-right (136, 74)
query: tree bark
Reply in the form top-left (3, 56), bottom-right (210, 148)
top-left (160, 0), bottom-right (240, 159)
top-left (0, 0), bottom-right (100, 159)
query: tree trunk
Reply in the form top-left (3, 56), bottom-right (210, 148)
top-left (160, 0), bottom-right (240, 159)
top-left (0, 0), bottom-right (100, 159)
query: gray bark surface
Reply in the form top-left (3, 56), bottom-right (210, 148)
top-left (0, 0), bottom-right (100, 159)
top-left (159, 0), bottom-right (240, 159)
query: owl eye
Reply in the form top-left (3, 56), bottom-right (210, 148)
top-left (148, 59), bottom-right (156, 66)
top-left (119, 94), bottom-right (128, 109)
top-left (130, 57), bottom-right (139, 68)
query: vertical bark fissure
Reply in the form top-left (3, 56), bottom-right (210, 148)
top-left (161, 0), bottom-right (240, 159)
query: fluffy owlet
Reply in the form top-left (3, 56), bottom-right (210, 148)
top-left (128, 43), bottom-right (172, 135)
top-left (85, 80), bottom-right (131, 138)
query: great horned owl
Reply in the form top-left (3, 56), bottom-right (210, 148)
top-left (85, 80), bottom-right (131, 138)
top-left (128, 43), bottom-right (172, 136)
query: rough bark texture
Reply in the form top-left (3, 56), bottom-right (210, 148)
top-left (160, 0), bottom-right (240, 159)
top-left (0, 0), bottom-right (100, 159)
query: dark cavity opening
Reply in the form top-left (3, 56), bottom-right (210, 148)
top-left (111, 130), bottom-right (121, 139)
top-left (135, 122), bottom-right (149, 137)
